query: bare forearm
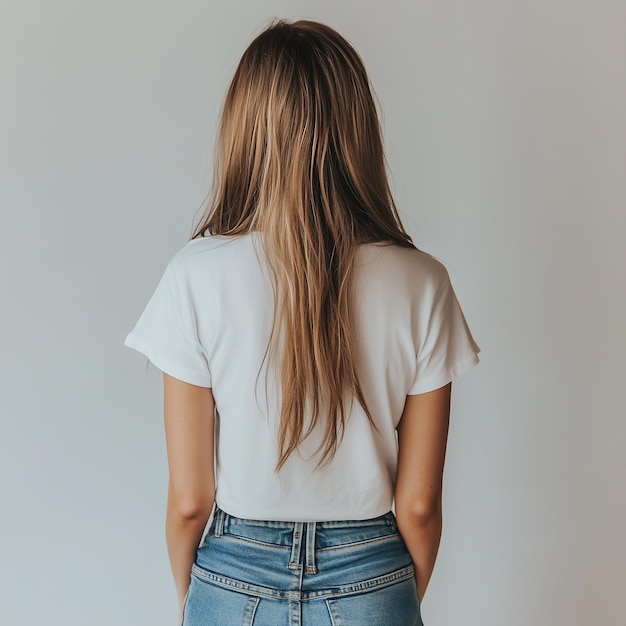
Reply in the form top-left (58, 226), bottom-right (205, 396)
top-left (165, 498), bottom-right (213, 608)
top-left (396, 508), bottom-right (443, 602)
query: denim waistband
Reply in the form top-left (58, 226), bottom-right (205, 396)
top-left (212, 506), bottom-right (396, 533)
top-left (210, 507), bottom-right (398, 576)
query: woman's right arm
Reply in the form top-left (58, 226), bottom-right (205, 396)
top-left (394, 383), bottom-right (452, 603)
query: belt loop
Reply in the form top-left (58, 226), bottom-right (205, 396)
top-left (388, 510), bottom-right (397, 528)
top-left (214, 507), bottom-right (225, 538)
top-left (288, 522), bottom-right (304, 570)
top-left (305, 521), bottom-right (317, 574)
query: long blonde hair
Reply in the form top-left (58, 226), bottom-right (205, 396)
top-left (191, 19), bottom-right (416, 469)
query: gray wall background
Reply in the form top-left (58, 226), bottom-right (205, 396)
top-left (1, 1), bottom-right (624, 624)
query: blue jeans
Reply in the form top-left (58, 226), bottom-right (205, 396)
top-left (181, 506), bottom-right (423, 626)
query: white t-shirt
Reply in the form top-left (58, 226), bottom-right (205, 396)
top-left (124, 231), bottom-right (480, 521)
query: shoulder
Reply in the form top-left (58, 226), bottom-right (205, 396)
top-left (359, 243), bottom-right (450, 294)
top-left (167, 233), bottom-right (256, 276)
top-left (172, 233), bottom-right (246, 261)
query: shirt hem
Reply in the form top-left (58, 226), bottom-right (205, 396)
top-left (407, 350), bottom-right (480, 395)
top-left (215, 497), bottom-right (393, 523)
top-left (123, 332), bottom-right (212, 388)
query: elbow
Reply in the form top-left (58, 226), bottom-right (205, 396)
top-left (169, 488), bottom-right (215, 521)
top-left (175, 500), bottom-right (214, 522)
top-left (395, 496), bottom-right (442, 526)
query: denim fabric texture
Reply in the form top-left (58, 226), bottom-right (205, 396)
top-left (180, 506), bottom-right (423, 626)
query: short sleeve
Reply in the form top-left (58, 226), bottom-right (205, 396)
top-left (407, 266), bottom-right (480, 395)
top-left (123, 259), bottom-right (212, 387)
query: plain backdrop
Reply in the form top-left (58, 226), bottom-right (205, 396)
top-left (1, 1), bottom-right (624, 624)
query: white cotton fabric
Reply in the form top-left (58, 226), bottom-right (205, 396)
top-left (123, 232), bottom-right (480, 521)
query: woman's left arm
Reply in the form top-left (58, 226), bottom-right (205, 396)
top-left (163, 373), bottom-right (216, 614)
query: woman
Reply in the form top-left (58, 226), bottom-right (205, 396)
top-left (124, 18), bottom-right (480, 626)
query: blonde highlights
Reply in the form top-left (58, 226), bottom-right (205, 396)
top-left (191, 19), bottom-right (415, 469)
